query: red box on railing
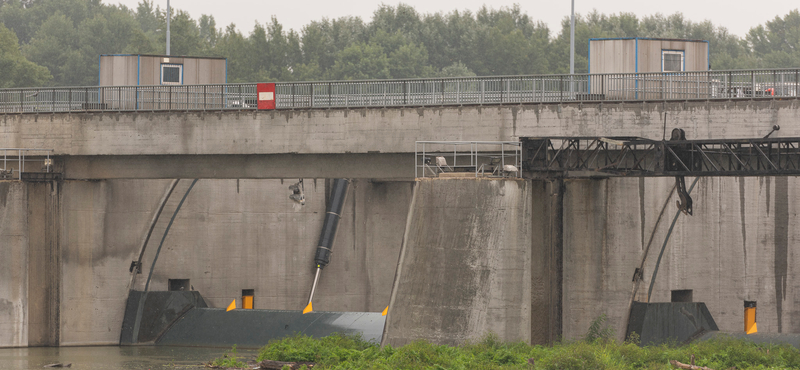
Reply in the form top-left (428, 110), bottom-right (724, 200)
top-left (257, 83), bottom-right (276, 110)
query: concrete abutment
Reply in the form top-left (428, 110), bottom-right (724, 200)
top-left (3, 175), bottom-right (800, 347)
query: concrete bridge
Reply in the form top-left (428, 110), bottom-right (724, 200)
top-left (2, 75), bottom-right (800, 348)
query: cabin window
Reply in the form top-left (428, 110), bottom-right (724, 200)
top-left (161, 64), bottom-right (183, 84)
top-left (662, 50), bottom-right (684, 72)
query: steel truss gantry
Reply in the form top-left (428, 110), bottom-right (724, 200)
top-left (521, 133), bottom-right (800, 178)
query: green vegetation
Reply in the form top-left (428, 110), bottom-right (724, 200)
top-left (209, 344), bottom-right (248, 369)
top-left (1, 0), bottom-right (799, 87)
top-left (252, 332), bottom-right (800, 370)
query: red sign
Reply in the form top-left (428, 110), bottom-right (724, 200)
top-left (257, 83), bottom-right (276, 110)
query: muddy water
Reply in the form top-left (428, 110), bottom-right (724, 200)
top-left (0, 346), bottom-right (260, 370)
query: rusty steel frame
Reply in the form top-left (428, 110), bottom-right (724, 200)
top-left (521, 137), bottom-right (800, 177)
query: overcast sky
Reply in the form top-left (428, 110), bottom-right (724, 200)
top-left (108, 0), bottom-right (798, 39)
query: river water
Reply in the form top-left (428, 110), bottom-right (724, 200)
top-left (0, 346), bottom-right (260, 370)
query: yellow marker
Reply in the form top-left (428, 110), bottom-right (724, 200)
top-left (226, 299), bottom-right (236, 312)
top-left (381, 306), bottom-right (388, 316)
top-left (303, 302), bottom-right (313, 314)
top-left (745, 301), bottom-right (757, 334)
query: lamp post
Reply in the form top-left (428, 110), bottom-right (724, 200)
top-left (570, 0), bottom-right (575, 75)
top-left (569, 0), bottom-right (575, 98)
top-left (166, 0), bottom-right (171, 55)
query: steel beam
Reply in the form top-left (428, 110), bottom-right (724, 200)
top-left (521, 137), bottom-right (800, 177)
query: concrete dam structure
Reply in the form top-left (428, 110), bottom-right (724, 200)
top-left (2, 97), bottom-right (800, 348)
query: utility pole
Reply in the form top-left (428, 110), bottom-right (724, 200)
top-left (569, 0), bottom-right (575, 75)
top-left (166, 0), bottom-right (171, 55)
top-left (569, 0), bottom-right (575, 98)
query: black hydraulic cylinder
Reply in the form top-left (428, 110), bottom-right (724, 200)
top-left (313, 178), bottom-right (349, 269)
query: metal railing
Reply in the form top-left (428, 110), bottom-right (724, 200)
top-left (0, 68), bottom-right (798, 113)
top-left (1, 148), bottom-right (54, 180)
top-left (277, 68), bottom-right (800, 108)
top-left (0, 84), bottom-right (256, 113)
top-left (415, 141), bottom-right (521, 178)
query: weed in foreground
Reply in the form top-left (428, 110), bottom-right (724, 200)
top-left (250, 331), bottom-right (800, 370)
top-left (209, 344), bottom-right (248, 369)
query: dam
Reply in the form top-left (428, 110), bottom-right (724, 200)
top-left (2, 70), bottom-right (800, 348)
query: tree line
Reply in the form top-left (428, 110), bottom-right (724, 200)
top-left (1, 0), bottom-right (799, 87)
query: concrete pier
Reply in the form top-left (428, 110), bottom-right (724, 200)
top-left (383, 179), bottom-right (533, 346)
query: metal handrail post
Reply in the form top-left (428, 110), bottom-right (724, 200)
top-left (415, 141), bottom-right (418, 178)
top-left (501, 144), bottom-right (505, 177)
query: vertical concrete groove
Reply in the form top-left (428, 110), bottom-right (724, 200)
top-left (380, 180), bottom-right (419, 347)
top-left (639, 178), bottom-right (646, 250)
top-left (26, 180), bottom-right (62, 346)
top-left (647, 177), bottom-right (701, 302)
top-left (738, 178), bottom-right (747, 274)
top-left (49, 180), bottom-right (60, 346)
top-left (550, 179), bottom-right (564, 343)
top-left (774, 177), bottom-right (789, 333)
top-left (127, 179), bottom-right (179, 292)
top-left (622, 182), bottom-right (676, 340)
top-left (144, 179), bottom-right (199, 292)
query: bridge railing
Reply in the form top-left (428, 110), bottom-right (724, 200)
top-left (277, 68), bottom-right (800, 108)
top-left (0, 84), bottom-right (257, 113)
top-left (0, 68), bottom-right (798, 113)
top-left (1, 148), bottom-right (54, 180)
top-left (415, 141), bottom-right (521, 179)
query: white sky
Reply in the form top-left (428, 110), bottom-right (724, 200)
top-left (107, 0), bottom-right (799, 39)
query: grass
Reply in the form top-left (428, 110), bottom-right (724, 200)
top-left (246, 333), bottom-right (800, 370)
top-left (208, 344), bottom-right (249, 369)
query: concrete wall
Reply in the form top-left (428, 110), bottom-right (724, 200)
top-left (561, 176), bottom-right (800, 340)
top-left (1, 100), bottom-right (799, 158)
top-left (5, 174), bottom-right (800, 347)
top-left (384, 179), bottom-right (532, 346)
top-left (0, 182), bottom-right (28, 347)
top-left (136, 178), bottom-right (410, 313)
top-left (0, 178), bottom-right (409, 347)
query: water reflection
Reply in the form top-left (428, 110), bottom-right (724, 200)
top-left (0, 346), bottom-right (259, 370)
